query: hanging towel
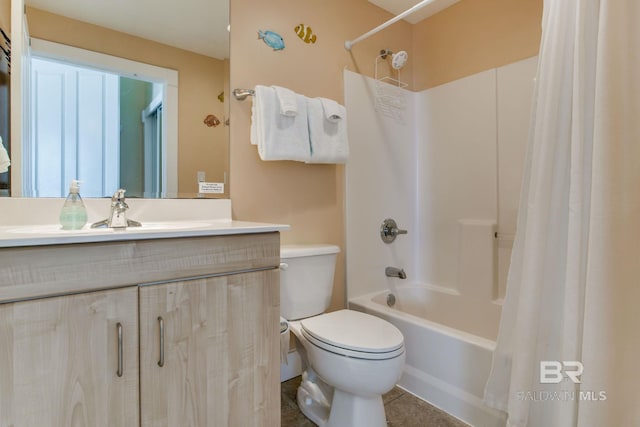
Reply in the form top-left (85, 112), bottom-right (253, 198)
top-left (0, 136), bottom-right (10, 173)
top-left (307, 97), bottom-right (349, 164)
top-left (319, 97), bottom-right (345, 123)
top-left (250, 85), bottom-right (311, 161)
top-left (273, 86), bottom-right (298, 117)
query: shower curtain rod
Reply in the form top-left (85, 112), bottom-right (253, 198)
top-left (345, 0), bottom-right (436, 50)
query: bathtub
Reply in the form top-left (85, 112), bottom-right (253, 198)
top-left (349, 284), bottom-right (506, 427)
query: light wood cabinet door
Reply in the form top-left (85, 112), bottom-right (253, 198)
top-left (139, 269), bottom-right (280, 427)
top-left (0, 287), bottom-right (139, 427)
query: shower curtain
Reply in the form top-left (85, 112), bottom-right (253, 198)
top-left (483, 0), bottom-right (640, 426)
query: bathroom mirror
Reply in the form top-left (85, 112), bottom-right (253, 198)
top-left (5, 0), bottom-right (230, 198)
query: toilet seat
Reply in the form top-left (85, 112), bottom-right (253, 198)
top-left (300, 310), bottom-right (404, 360)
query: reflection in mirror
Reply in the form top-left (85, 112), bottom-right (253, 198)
top-left (27, 39), bottom-right (177, 198)
top-left (7, 0), bottom-right (230, 198)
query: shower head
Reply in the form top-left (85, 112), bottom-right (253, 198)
top-left (391, 51), bottom-right (408, 70)
top-left (379, 49), bottom-right (409, 70)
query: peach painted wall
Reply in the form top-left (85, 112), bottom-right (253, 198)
top-left (412, 0), bottom-right (543, 90)
top-left (230, 0), bottom-right (412, 311)
top-left (0, 0), bottom-right (9, 32)
top-left (26, 7), bottom-right (228, 197)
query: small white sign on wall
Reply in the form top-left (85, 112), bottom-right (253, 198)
top-left (198, 182), bottom-right (225, 194)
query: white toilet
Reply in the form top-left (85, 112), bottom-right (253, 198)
top-left (280, 244), bottom-right (405, 427)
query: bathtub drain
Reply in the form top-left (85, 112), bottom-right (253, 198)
top-left (386, 293), bottom-right (396, 307)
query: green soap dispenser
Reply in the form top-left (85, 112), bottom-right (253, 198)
top-left (59, 180), bottom-right (88, 230)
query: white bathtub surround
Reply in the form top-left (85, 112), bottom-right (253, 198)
top-left (345, 57), bottom-right (537, 303)
top-left (484, 1), bottom-right (640, 426)
top-left (344, 70), bottom-right (417, 300)
top-left (496, 58), bottom-right (538, 299)
top-left (344, 56), bottom-right (537, 427)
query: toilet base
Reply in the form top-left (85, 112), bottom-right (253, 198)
top-left (326, 389), bottom-right (387, 427)
top-left (297, 382), bottom-right (330, 426)
top-left (296, 379), bottom-right (387, 427)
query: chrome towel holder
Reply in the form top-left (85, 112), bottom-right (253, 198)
top-left (232, 88), bottom-right (255, 101)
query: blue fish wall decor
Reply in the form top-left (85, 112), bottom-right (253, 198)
top-left (294, 24), bottom-right (317, 44)
top-left (258, 30), bottom-right (285, 51)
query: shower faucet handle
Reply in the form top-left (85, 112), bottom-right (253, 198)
top-left (380, 218), bottom-right (408, 243)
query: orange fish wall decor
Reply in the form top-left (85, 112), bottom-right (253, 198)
top-left (204, 114), bottom-right (221, 128)
top-left (294, 24), bottom-right (317, 44)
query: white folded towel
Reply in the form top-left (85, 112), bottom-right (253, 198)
top-left (307, 97), bottom-right (349, 164)
top-left (319, 97), bottom-right (345, 123)
top-left (0, 136), bottom-right (10, 173)
top-left (273, 86), bottom-right (298, 117)
top-left (250, 85), bottom-right (311, 162)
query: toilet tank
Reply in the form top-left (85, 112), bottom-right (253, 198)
top-left (280, 244), bottom-right (340, 320)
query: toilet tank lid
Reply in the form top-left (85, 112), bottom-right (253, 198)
top-left (281, 244), bottom-right (340, 259)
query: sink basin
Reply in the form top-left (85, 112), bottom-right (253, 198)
top-left (5, 221), bottom-right (213, 235)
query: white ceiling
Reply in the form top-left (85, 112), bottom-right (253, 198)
top-left (26, 0), bottom-right (230, 59)
top-left (369, 0), bottom-right (461, 24)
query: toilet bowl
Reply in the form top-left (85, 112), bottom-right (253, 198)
top-left (281, 245), bottom-right (405, 427)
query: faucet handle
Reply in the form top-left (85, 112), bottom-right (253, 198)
top-left (111, 189), bottom-right (129, 214)
top-left (112, 189), bottom-right (127, 201)
top-left (380, 218), bottom-right (408, 243)
top-left (91, 188), bottom-right (138, 229)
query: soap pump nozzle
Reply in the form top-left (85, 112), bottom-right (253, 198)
top-left (69, 179), bottom-right (82, 193)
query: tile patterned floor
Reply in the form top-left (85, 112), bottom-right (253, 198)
top-left (281, 376), bottom-right (470, 427)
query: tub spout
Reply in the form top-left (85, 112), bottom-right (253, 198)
top-left (385, 267), bottom-right (407, 279)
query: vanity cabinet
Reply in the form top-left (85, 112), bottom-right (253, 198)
top-left (0, 287), bottom-right (140, 426)
top-left (0, 232), bottom-right (281, 427)
top-left (139, 269), bottom-right (280, 426)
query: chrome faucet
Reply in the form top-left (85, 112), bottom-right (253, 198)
top-left (91, 189), bottom-right (141, 229)
top-left (380, 218), bottom-right (408, 243)
top-left (385, 266), bottom-right (407, 279)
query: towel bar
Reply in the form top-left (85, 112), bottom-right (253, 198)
top-left (233, 88), bottom-right (255, 101)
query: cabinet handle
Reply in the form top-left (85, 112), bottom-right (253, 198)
top-left (116, 322), bottom-right (123, 377)
top-left (158, 316), bottom-right (165, 367)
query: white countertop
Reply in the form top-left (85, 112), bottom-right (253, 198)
top-left (0, 198), bottom-right (289, 248)
top-left (0, 220), bottom-right (289, 248)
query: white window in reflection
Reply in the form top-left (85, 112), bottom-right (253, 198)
top-left (23, 39), bottom-right (179, 198)
top-left (26, 57), bottom-right (163, 198)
